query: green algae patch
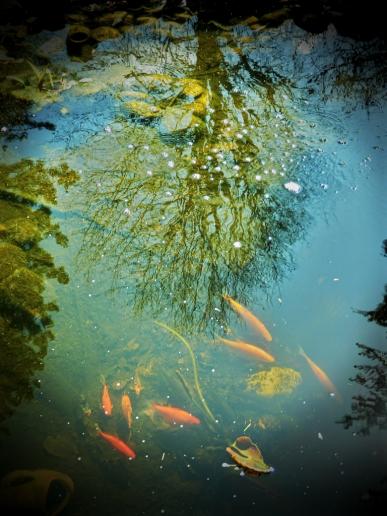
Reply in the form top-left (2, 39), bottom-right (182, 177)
top-left (247, 367), bottom-right (302, 396)
top-left (0, 242), bottom-right (27, 281)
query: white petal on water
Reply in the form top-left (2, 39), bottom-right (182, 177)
top-left (284, 181), bottom-right (302, 194)
top-left (233, 241), bottom-right (242, 248)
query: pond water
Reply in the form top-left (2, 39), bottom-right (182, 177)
top-left (0, 7), bottom-right (386, 516)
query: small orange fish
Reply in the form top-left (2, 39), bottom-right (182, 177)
top-left (151, 403), bottom-right (201, 425)
top-left (217, 337), bottom-right (275, 362)
top-left (299, 348), bottom-right (341, 401)
top-left (121, 393), bottom-right (133, 428)
top-left (223, 295), bottom-right (272, 342)
top-left (100, 376), bottom-right (113, 416)
top-left (98, 430), bottom-right (136, 459)
top-left (133, 373), bottom-right (143, 395)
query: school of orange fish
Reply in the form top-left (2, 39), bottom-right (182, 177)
top-left (97, 294), bottom-right (340, 461)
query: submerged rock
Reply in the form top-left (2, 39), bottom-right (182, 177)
top-left (159, 107), bottom-right (195, 133)
top-left (43, 434), bottom-right (78, 459)
top-left (247, 367), bottom-right (302, 396)
top-left (91, 26), bottom-right (121, 42)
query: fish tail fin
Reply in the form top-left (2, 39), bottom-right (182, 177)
top-left (100, 374), bottom-right (106, 385)
top-left (298, 346), bottom-right (306, 358)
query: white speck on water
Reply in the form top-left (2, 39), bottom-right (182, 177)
top-left (104, 126), bottom-right (112, 133)
top-left (233, 241), bottom-right (242, 248)
top-left (333, 278), bottom-right (340, 282)
top-left (233, 165), bottom-right (240, 171)
top-left (191, 158), bottom-right (197, 164)
top-left (192, 173), bottom-right (201, 180)
top-left (211, 368), bottom-right (215, 373)
top-left (144, 145), bottom-right (150, 150)
top-left (124, 208), bottom-right (130, 215)
top-left (236, 133), bottom-right (243, 139)
top-left (222, 119), bottom-right (229, 125)
top-left (167, 161), bottom-right (174, 168)
top-left (215, 166), bottom-right (221, 171)
top-left (207, 155), bottom-right (213, 160)
top-left (146, 170), bottom-right (153, 176)
top-left (255, 175), bottom-right (262, 181)
top-left (162, 152), bottom-right (169, 157)
top-left (166, 191), bottom-right (173, 196)
top-left (318, 432), bottom-right (323, 440)
top-left (284, 181), bottom-right (302, 194)
top-left (127, 144), bottom-right (134, 149)
top-left (203, 195), bottom-right (210, 200)
top-left (201, 165), bottom-right (207, 170)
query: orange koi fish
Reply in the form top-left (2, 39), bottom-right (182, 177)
top-left (299, 348), bottom-right (341, 401)
top-left (223, 295), bottom-right (272, 342)
top-left (121, 393), bottom-right (133, 429)
top-left (217, 337), bottom-right (275, 362)
top-left (98, 430), bottom-right (136, 459)
top-left (151, 403), bottom-right (201, 425)
top-left (100, 375), bottom-right (113, 416)
top-left (133, 373), bottom-right (143, 395)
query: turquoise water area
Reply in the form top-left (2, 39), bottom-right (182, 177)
top-left (0, 13), bottom-right (386, 516)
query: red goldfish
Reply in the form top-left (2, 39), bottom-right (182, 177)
top-left (151, 403), bottom-right (200, 425)
top-left (121, 393), bottom-right (133, 428)
top-left (217, 337), bottom-right (275, 362)
top-left (299, 348), bottom-right (341, 401)
top-left (223, 295), bottom-right (272, 342)
top-left (98, 430), bottom-right (136, 459)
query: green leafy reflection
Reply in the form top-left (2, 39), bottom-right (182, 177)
top-left (0, 160), bottom-right (78, 425)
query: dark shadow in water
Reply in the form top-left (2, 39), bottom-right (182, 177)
top-left (337, 240), bottom-right (387, 512)
top-left (338, 240), bottom-right (387, 435)
top-left (0, 159), bottom-right (78, 428)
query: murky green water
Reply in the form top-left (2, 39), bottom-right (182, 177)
top-left (0, 7), bottom-right (386, 516)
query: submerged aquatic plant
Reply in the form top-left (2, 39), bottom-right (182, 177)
top-left (155, 321), bottom-right (216, 424)
top-left (246, 367), bottom-right (302, 396)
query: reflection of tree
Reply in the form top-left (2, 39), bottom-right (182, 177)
top-left (339, 240), bottom-right (387, 435)
top-left (75, 22), bottom-right (309, 332)
top-left (339, 343), bottom-right (387, 435)
top-left (0, 160), bottom-right (78, 425)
